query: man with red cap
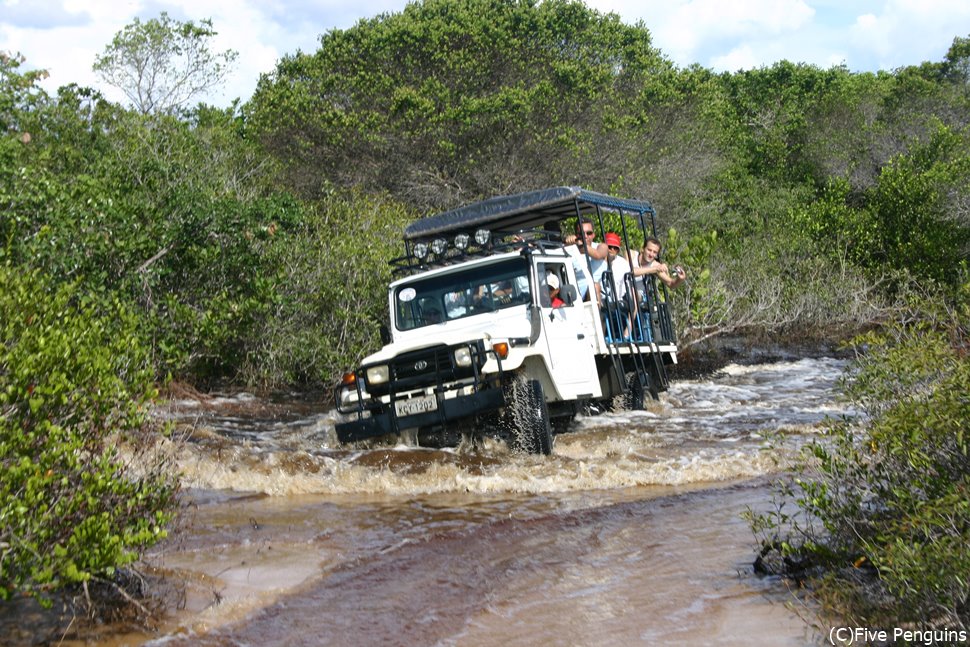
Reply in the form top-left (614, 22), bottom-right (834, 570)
top-left (602, 232), bottom-right (632, 339)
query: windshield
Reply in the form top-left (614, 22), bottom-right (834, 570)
top-left (395, 258), bottom-right (532, 331)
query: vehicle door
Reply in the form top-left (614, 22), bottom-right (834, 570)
top-left (535, 260), bottom-right (600, 399)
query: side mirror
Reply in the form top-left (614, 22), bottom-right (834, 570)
top-left (561, 284), bottom-right (578, 305)
top-left (379, 323), bottom-right (391, 344)
top-left (528, 304), bottom-right (542, 343)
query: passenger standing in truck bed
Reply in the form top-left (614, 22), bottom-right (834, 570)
top-left (602, 232), bottom-right (632, 338)
top-left (630, 236), bottom-right (686, 290)
top-left (564, 217), bottom-right (609, 302)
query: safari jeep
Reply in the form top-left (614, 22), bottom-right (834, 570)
top-left (334, 187), bottom-right (679, 454)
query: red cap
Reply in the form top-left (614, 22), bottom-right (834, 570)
top-left (605, 232), bottom-right (622, 248)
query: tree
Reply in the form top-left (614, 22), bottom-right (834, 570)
top-left (748, 286), bottom-right (970, 631)
top-left (940, 34), bottom-right (970, 87)
top-left (247, 0), bottom-right (674, 211)
top-left (93, 12), bottom-right (238, 115)
top-left (0, 51), bottom-right (50, 133)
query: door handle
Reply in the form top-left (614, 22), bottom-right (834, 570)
top-left (577, 333), bottom-right (585, 339)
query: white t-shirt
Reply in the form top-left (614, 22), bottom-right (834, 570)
top-left (606, 254), bottom-right (631, 301)
top-left (567, 244), bottom-right (608, 301)
top-left (630, 254), bottom-right (659, 302)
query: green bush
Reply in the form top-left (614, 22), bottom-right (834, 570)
top-left (241, 189), bottom-right (413, 389)
top-left (0, 264), bottom-right (179, 604)
top-left (749, 283), bottom-right (970, 630)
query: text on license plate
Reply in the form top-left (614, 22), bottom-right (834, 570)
top-left (394, 394), bottom-right (438, 417)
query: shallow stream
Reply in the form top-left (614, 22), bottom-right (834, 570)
top-left (80, 356), bottom-right (848, 646)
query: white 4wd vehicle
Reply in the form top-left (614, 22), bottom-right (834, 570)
top-left (334, 187), bottom-right (678, 454)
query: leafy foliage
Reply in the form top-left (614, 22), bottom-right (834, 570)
top-left (242, 190), bottom-right (413, 387)
top-left (0, 265), bottom-right (179, 603)
top-left (247, 0), bottom-right (675, 211)
top-left (748, 285), bottom-right (970, 629)
top-left (3, 7), bottom-right (970, 633)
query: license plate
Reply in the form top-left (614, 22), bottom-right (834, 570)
top-left (394, 394), bottom-right (438, 417)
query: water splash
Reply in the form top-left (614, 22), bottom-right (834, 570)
top-left (161, 357), bottom-right (847, 497)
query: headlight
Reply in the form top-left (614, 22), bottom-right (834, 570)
top-left (365, 365), bottom-right (390, 385)
top-left (431, 238), bottom-right (448, 255)
top-left (474, 228), bottom-right (491, 246)
top-left (454, 347), bottom-right (473, 367)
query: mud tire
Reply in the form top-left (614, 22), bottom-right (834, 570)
top-left (624, 371), bottom-right (646, 410)
top-left (506, 378), bottom-right (553, 455)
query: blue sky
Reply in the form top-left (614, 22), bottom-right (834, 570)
top-left (4, 0), bottom-right (970, 108)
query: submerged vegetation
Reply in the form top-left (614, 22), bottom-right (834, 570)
top-left (1, 0), bottom-right (970, 634)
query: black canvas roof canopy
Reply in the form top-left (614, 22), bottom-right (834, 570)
top-left (393, 186), bottom-right (658, 274)
top-left (403, 186), bottom-right (656, 242)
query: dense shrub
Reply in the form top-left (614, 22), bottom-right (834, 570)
top-left (0, 264), bottom-right (179, 604)
top-left (241, 189), bottom-right (414, 388)
top-left (749, 283), bottom-right (970, 630)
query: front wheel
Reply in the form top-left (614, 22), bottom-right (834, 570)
top-left (505, 378), bottom-right (553, 455)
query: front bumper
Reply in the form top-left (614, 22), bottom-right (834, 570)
top-left (334, 387), bottom-right (506, 443)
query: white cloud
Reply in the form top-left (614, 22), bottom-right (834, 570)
top-left (586, 0), bottom-right (816, 68)
top-left (844, 0), bottom-right (970, 71)
top-left (710, 44), bottom-right (761, 72)
top-left (4, 0), bottom-right (970, 109)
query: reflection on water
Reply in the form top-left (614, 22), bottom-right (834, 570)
top-left (69, 357), bottom-right (844, 645)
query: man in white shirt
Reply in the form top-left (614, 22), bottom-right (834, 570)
top-left (564, 217), bottom-right (609, 302)
top-left (602, 232), bottom-right (631, 338)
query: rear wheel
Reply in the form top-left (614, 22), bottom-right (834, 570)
top-left (506, 378), bottom-right (553, 455)
top-left (624, 371), bottom-right (646, 410)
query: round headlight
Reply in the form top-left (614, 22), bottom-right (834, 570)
top-left (453, 347), bottom-right (473, 367)
top-left (454, 233), bottom-right (470, 251)
top-left (474, 228), bottom-right (491, 246)
top-left (431, 238), bottom-right (448, 255)
top-left (365, 365), bottom-right (390, 385)
top-left (413, 243), bottom-right (429, 259)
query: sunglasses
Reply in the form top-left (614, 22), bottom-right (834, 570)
top-left (582, 230), bottom-right (595, 237)
top-left (608, 245), bottom-right (620, 251)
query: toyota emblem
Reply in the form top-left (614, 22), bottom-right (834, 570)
top-left (414, 360), bottom-right (428, 370)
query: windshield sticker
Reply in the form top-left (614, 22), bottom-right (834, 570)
top-left (399, 287), bottom-right (417, 302)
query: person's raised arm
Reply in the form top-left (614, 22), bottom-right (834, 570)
top-left (658, 265), bottom-right (686, 288)
top-left (586, 240), bottom-right (609, 260)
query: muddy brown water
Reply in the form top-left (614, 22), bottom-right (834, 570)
top-left (36, 357), bottom-right (848, 646)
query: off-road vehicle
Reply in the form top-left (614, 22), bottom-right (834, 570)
top-left (334, 187), bottom-right (678, 454)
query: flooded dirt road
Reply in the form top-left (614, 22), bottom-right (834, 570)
top-left (90, 357), bottom-right (846, 646)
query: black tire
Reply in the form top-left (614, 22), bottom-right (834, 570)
top-left (506, 378), bottom-right (553, 455)
top-left (624, 371), bottom-right (646, 410)
top-left (646, 362), bottom-right (663, 400)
